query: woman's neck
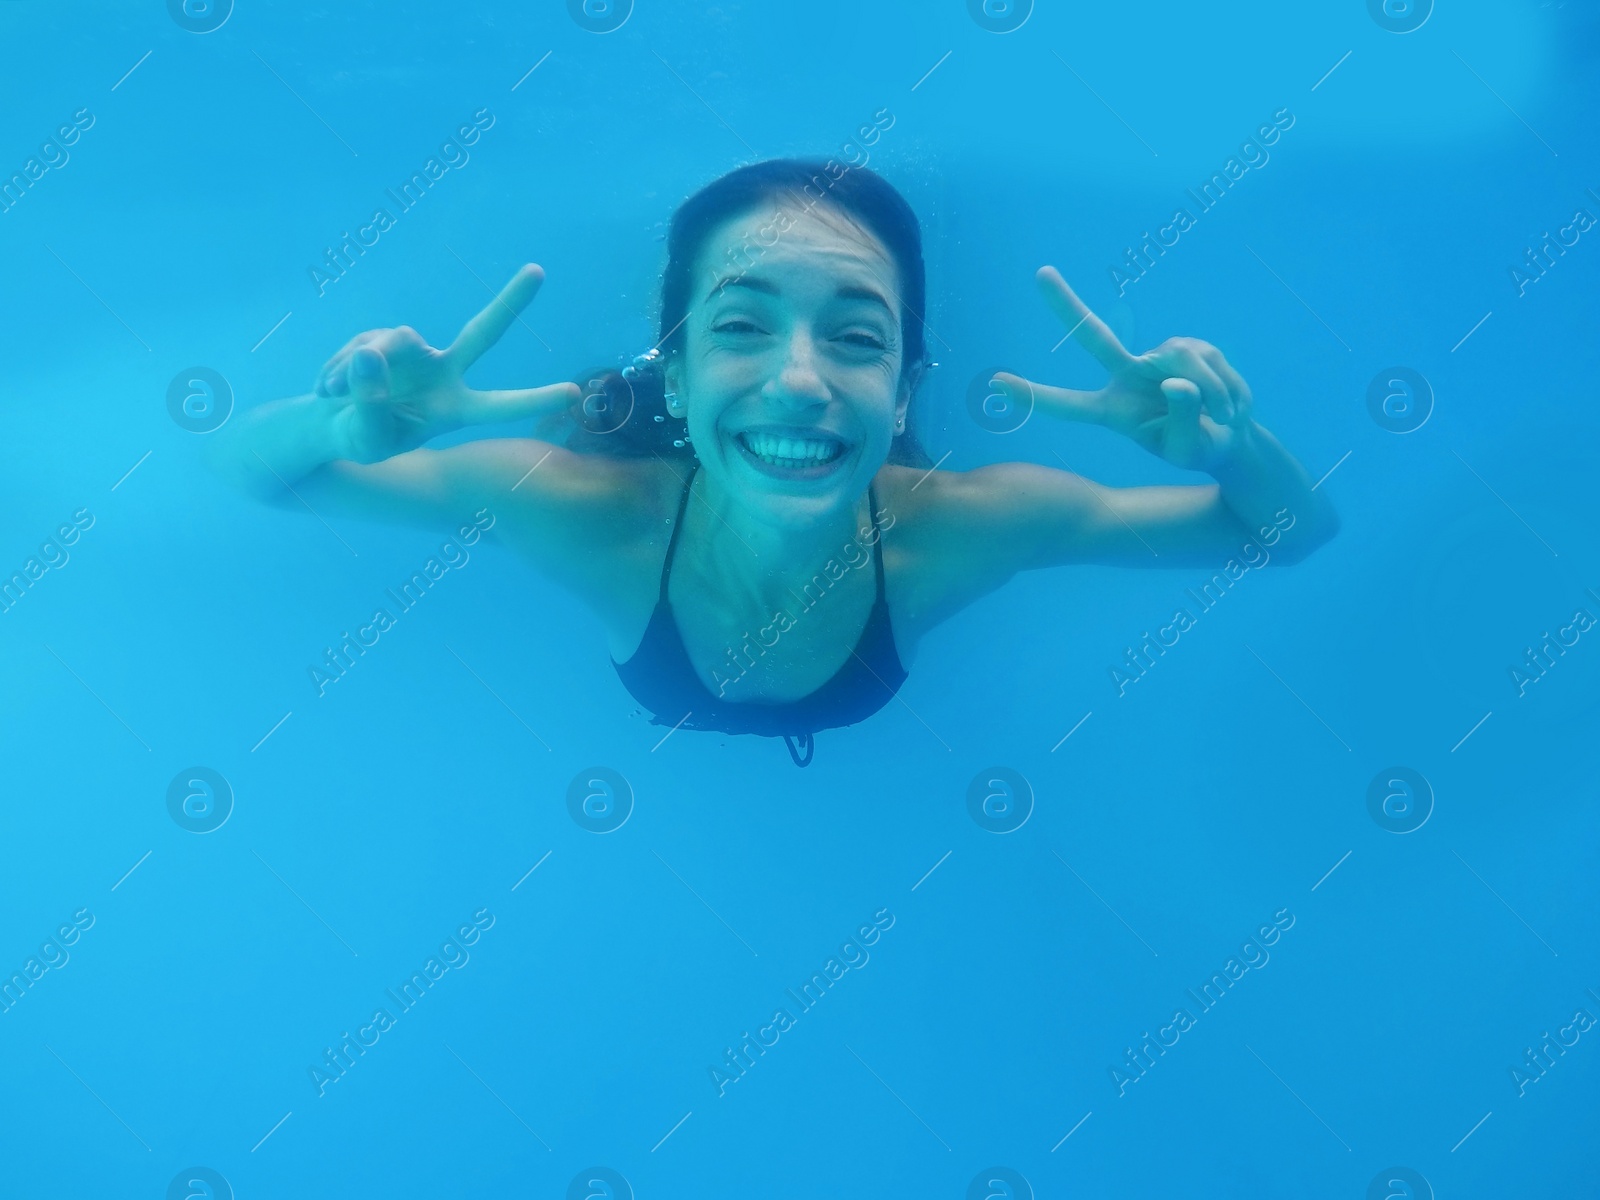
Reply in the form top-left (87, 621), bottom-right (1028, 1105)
top-left (685, 466), bottom-right (873, 611)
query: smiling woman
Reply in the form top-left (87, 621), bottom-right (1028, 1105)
top-left (208, 157), bottom-right (1339, 767)
top-left (560, 160), bottom-right (932, 471)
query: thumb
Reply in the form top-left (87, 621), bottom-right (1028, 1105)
top-left (1160, 376), bottom-right (1202, 420)
top-left (347, 346), bottom-right (391, 402)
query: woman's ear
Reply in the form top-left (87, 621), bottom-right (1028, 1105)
top-left (663, 357), bottom-right (685, 415)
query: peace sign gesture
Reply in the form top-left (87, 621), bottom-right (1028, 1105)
top-left (991, 267), bottom-right (1254, 473)
top-left (312, 264), bottom-right (579, 464)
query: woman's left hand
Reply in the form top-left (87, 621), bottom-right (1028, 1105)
top-left (991, 266), bottom-right (1255, 474)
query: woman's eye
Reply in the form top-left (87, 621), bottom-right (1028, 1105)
top-left (838, 331), bottom-right (887, 350)
top-left (712, 319), bottom-right (762, 334)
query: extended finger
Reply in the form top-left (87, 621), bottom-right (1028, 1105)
top-left (458, 381), bottom-right (582, 427)
top-left (1036, 266), bottom-right (1137, 374)
top-left (990, 371), bottom-right (1101, 424)
top-left (447, 263), bottom-right (546, 368)
top-left (1143, 340), bottom-right (1235, 424)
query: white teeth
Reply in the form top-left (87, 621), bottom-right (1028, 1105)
top-left (740, 432), bottom-right (841, 467)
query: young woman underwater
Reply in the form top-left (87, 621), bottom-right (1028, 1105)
top-left (211, 159), bottom-right (1339, 766)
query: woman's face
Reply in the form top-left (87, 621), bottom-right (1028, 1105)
top-left (665, 199), bottom-right (911, 530)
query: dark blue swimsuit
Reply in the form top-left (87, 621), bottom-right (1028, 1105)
top-left (611, 462), bottom-right (907, 765)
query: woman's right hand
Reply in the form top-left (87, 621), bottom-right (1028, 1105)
top-left (312, 263), bottom-right (579, 463)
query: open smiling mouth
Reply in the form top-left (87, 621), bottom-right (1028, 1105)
top-left (735, 431), bottom-right (849, 476)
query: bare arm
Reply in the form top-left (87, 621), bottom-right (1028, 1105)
top-left (985, 266), bottom-right (1338, 565)
top-left (948, 417), bottom-right (1334, 576)
top-left (890, 268), bottom-right (1339, 634)
top-left (912, 434), bottom-right (1324, 610)
top-left (210, 421), bottom-right (632, 550)
top-left (204, 265), bottom-right (649, 604)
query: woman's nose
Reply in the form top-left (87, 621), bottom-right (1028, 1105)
top-left (763, 331), bottom-right (828, 408)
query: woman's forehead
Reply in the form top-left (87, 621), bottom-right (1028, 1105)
top-left (696, 202), bottom-right (898, 293)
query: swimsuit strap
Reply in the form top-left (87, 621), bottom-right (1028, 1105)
top-left (867, 482), bottom-right (887, 602)
top-left (658, 461), bottom-right (700, 602)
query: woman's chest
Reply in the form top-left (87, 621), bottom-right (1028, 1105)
top-left (669, 559), bottom-right (882, 704)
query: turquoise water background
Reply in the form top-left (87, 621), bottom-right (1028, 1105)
top-left (2, 1), bottom-right (1598, 1196)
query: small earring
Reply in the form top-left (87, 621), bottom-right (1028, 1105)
top-left (894, 417), bottom-right (905, 432)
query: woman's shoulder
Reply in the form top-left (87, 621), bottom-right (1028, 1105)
top-left (492, 443), bottom-right (689, 641)
top-left (870, 460), bottom-right (1068, 627)
top-left (868, 463), bottom-right (974, 582)
top-left (468, 438), bottom-right (690, 577)
top-left (873, 459), bottom-right (1072, 534)
top-left (871, 461), bottom-right (990, 537)
top-left (497, 441), bottom-right (685, 527)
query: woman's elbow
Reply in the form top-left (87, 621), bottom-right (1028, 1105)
top-left (1275, 507), bottom-right (1340, 566)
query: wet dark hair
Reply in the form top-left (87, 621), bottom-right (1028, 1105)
top-left (555, 158), bottom-right (933, 468)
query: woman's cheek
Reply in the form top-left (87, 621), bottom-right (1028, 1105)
top-left (692, 349), bottom-right (760, 392)
top-left (865, 362), bottom-right (905, 423)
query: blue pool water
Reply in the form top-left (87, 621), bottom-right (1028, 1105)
top-left (2, 1), bottom-right (1598, 1196)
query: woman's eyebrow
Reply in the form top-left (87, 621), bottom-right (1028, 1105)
top-left (706, 274), bottom-right (778, 300)
top-left (835, 285), bottom-right (895, 316)
top-left (704, 276), bottom-right (895, 317)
